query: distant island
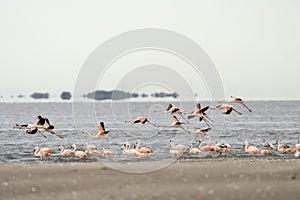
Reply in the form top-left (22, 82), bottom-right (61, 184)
top-left (30, 93), bottom-right (49, 99)
top-left (22, 90), bottom-right (179, 101)
top-left (85, 90), bottom-right (179, 101)
top-left (60, 91), bottom-right (72, 100)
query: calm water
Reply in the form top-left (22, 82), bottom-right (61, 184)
top-left (0, 101), bottom-right (300, 163)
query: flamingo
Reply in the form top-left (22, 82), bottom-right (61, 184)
top-left (169, 139), bottom-right (188, 153)
top-left (14, 124), bottom-right (47, 138)
top-left (198, 139), bottom-right (221, 153)
top-left (122, 142), bottom-right (147, 158)
top-left (187, 103), bottom-right (213, 126)
top-left (276, 139), bottom-right (294, 153)
top-left (71, 144), bottom-right (90, 159)
top-left (216, 143), bottom-right (232, 154)
top-left (189, 144), bottom-right (202, 155)
top-left (226, 96), bottom-right (252, 112)
top-left (58, 145), bottom-right (75, 156)
top-left (14, 119), bottom-right (63, 138)
top-left (34, 115), bottom-right (63, 138)
top-left (33, 146), bottom-right (53, 161)
top-left (82, 122), bottom-right (110, 147)
top-left (134, 140), bottom-right (154, 154)
top-left (155, 103), bottom-right (189, 124)
top-left (261, 139), bottom-right (274, 150)
top-left (164, 116), bottom-right (190, 133)
top-left (83, 122), bottom-right (109, 139)
top-left (243, 141), bottom-right (260, 154)
top-left (102, 148), bottom-right (114, 157)
top-left (213, 104), bottom-right (242, 115)
top-left (295, 140), bottom-right (300, 150)
top-left (84, 144), bottom-right (99, 156)
top-left (194, 127), bottom-right (211, 136)
top-left (295, 149), bottom-right (300, 158)
top-left (125, 117), bottom-right (157, 127)
top-left (260, 149), bottom-right (272, 156)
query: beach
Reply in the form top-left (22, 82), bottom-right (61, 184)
top-left (1, 158), bottom-right (300, 200)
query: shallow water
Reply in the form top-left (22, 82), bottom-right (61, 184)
top-left (0, 101), bottom-right (299, 164)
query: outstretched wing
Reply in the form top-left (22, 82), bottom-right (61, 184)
top-left (172, 116), bottom-right (179, 123)
top-left (98, 122), bottom-right (105, 132)
top-left (200, 106), bottom-right (209, 113)
top-left (166, 104), bottom-right (173, 111)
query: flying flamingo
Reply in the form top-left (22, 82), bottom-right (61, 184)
top-left (14, 124), bottom-right (47, 138)
top-left (194, 127), bottom-right (211, 136)
top-left (223, 96), bottom-right (252, 112)
top-left (125, 117), bottom-right (157, 127)
top-left (187, 103), bottom-right (213, 126)
top-left (34, 115), bottom-right (63, 138)
top-left (82, 122), bottom-right (110, 147)
top-left (212, 104), bottom-right (242, 115)
top-left (58, 145), bottom-right (75, 156)
top-left (14, 115), bottom-right (63, 138)
top-left (243, 141), bottom-right (260, 154)
top-left (163, 115), bottom-right (190, 133)
top-left (155, 103), bottom-right (189, 124)
top-left (71, 144), bottom-right (90, 159)
top-left (33, 146), bottom-right (54, 161)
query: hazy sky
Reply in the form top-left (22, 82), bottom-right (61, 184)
top-left (0, 0), bottom-right (299, 100)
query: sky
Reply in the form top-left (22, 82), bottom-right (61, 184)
top-left (0, 0), bottom-right (299, 100)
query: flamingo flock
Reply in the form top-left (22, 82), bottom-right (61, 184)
top-left (14, 96), bottom-right (300, 162)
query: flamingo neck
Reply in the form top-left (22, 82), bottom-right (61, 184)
top-left (34, 148), bottom-right (39, 156)
top-left (72, 145), bottom-right (77, 152)
top-left (60, 146), bottom-right (64, 154)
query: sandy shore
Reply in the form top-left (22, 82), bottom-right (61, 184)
top-left (1, 158), bottom-right (300, 200)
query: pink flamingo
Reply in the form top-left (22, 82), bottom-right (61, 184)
top-left (71, 144), bottom-right (90, 159)
top-left (134, 140), bottom-right (154, 154)
top-left (33, 146), bottom-right (54, 161)
top-left (189, 144), bottom-right (202, 155)
top-left (125, 117), bottom-right (157, 127)
top-left (58, 145), bottom-right (75, 156)
top-left (102, 148), bottom-right (114, 157)
top-left (243, 141), bottom-right (260, 154)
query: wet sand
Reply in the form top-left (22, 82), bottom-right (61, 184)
top-left (1, 158), bottom-right (300, 200)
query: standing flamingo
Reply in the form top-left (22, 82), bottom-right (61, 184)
top-left (243, 141), bottom-right (260, 154)
top-left (58, 145), bottom-right (75, 156)
top-left (189, 144), bottom-right (202, 155)
top-left (102, 148), bottom-right (114, 157)
top-left (84, 144), bottom-right (99, 156)
top-left (71, 144), bottom-right (90, 159)
top-left (134, 140), bottom-right (154, 154)
top-left (33, 146), bottom-right (54, 161)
